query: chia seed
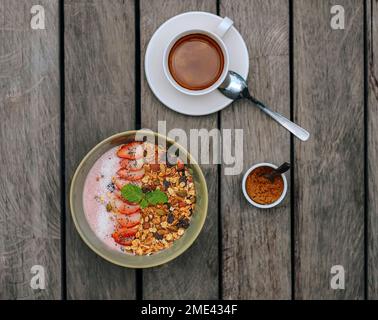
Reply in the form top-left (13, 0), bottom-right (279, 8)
top-left (106, 182), bottom-right (115, 192)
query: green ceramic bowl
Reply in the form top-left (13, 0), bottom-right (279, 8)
top-left (70, 130), bottom-right (208, 268)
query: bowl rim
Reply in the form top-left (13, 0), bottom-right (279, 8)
top-left (242, 162), bottom-right (288, 209)
top-left (69, 130), bottom-right (208, 268)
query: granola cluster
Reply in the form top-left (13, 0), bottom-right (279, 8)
top-left (124, 162), bottom-right (196, 255)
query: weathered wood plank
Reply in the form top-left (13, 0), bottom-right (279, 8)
top-left (0, 0), bottom-right (61, 299)
top-left (140, 0), bottom-right (219, 299)
top-left (368, 0), bottom-right (378, 299)
top-left (65, 0), bottom-right (136, 299)
top-left (220, 0), bottom-right (291, 299)
top-left (294, 0), bottom-right (364, 299)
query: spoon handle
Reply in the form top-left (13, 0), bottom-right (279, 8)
top-left (263, 162), bottom-right (290, 182)
top-left (248, 97), bottom-right (310, 142)
top-left (274, 162), bottom-right (291, 175)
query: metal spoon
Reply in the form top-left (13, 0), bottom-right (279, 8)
top-left (218, 71), bottom-right (310, 141)
top-left (261, 162), bottom-right (291, 183)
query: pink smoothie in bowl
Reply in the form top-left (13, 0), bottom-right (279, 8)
top-left (83, 146), bottom-right (120, 252)
top-left (82, 140), bottom-right (197, 256)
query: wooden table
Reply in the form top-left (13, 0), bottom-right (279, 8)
top-left (0, 0), bottom-right (377, 300)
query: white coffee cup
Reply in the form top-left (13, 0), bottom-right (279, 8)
top-left (163, 17), bottom-right (233, 96)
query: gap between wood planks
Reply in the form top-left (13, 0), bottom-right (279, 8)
top-left (216, 0), bottom-right (223, 301)
top-left (289, 0), bottom-right (295, 300)
top-left (363, 0), bottom-right (370, 300)
top-left (59, 0), bottom-right (67, 301)
top-left (134, 0), bottom-right (143, 300)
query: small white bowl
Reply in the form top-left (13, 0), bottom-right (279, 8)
top-left (242, 162), bottom-right (288, 209)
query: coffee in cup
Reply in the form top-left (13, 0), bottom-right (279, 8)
top-left (168, 33), bottom-right (224, 91)
top-left (163, 17), bottom-right (233, 96)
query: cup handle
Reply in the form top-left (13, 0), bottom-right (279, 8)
top-left (215, 17), bottom-right (233, 38)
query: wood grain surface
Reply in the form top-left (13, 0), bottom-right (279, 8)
top-left (293, 0), bottom-right (364, 299)
top-left (64, 0), bottom-right (136, 299)
top-left (368, 0), bottom-right (378, 299)
top-left (140, 0), bottom-right (219, 299)
top-left (0, 0), bottom-right (376, 300)
top-left (0, 0), bottom-right (61, 299)
top-left (220, 0), bottom-right (292, 299)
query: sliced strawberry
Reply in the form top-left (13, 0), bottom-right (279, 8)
top-left (124, 226), bottom-right (138, 237)
top-left (119, 158), bottom-right (144, 171)
top-left (178, 201), bottom-right (187, 208)
top-left (117, 142), bottom-right (144, 159)
top-left (177, 158), bottom-right (185, 171)
top-left (113, 189), bottom-right (141, 202)
top-left (112, 227), bottom-right (137, 246)
top-left (118, 220), bottom-right (140, 228)
top-left (114, 178), bottom-right (142, 190)
top-left (149, 164), bottom-right (160, 172)
top-left (114, 198), bottom-right (140, 214)
top-left (117, 168), bottom-right (145, 181)
top-left (112, 233), bottom-right (133, 246)
top-left (113, 190), bottom-right (123, 199)
top-left (116, 226), bottom-right (138, 237)
top-left (114, 178), bottom-right (127, 190)
top-left (113, 190), bottom-right (138, 206)
top-left (127, 211), bottom-right (141, 222)
top-left (116, 213), bottom-right (141, 228)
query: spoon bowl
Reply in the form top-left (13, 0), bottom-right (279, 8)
top-left (218, 71), bottom-right (248, 100)
top-left (218, 71), bottom-right (310, 141)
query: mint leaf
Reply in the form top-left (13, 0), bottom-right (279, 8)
top-left (146, 189), bottom-right (168, 206)
top-left (120, 184), bottom-right (167, 208)
top-left (140, 198), bottom-right (149, 209)
top-left (121, 184), bottom-right (143, 203)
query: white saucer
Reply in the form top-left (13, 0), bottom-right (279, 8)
top-left (145, 11), bottom-right (249, 116)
